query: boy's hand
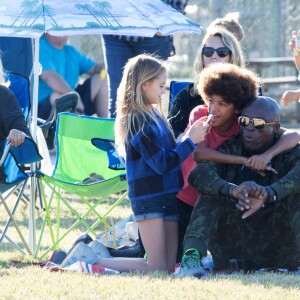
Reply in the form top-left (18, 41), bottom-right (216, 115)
top-left (245, 154), bottom-right (277, 176)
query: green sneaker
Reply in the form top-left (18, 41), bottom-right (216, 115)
top-left (175, 250), bottom-right (206, 278)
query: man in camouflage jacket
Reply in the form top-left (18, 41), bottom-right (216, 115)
top-left (185, 96), bottom-right (300, 272)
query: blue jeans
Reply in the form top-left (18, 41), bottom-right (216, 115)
top-left (102, 35), bottom-right (172, 117)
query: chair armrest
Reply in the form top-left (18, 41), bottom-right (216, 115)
top-left (0, 143), bottom-right (11, 167)
top-left (9, 137), bottom-right (43, 165)
top-left (91, 138), bottom-right (125, 170)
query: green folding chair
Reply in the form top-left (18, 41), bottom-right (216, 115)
top-left (35, 113), bottom-right (127, 259)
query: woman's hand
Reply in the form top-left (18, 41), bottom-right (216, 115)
top-left (7, 129), bottom-right (26, 147)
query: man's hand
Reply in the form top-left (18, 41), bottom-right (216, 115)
top-left (232, 181), bottom-right (268, 218)
top-left (241, 192), bottom-right (268, 219)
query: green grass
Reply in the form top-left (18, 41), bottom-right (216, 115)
top-left (1, 190), bottom-right (300, 299)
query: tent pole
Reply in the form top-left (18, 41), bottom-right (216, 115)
top-left (29, 37), bottom-right (40, 254)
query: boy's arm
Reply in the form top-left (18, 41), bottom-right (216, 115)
top-left (248, 128), bottom-right (300, 171)
top-left (192, 141), bottom-right (247, 165)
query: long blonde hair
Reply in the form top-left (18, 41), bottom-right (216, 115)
top-left (115, 54), bottom-right (167, 156)
top-left (193, 27), bottom-right (245, 91)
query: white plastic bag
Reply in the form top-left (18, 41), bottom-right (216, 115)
top-left (97, 215), bottom-right (138, 248)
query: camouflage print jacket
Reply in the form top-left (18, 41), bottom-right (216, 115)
top-left (188, 135), bottom-right (300, 201)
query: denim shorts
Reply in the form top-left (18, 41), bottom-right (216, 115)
top-left (131, 193), bottom-right (179, 222)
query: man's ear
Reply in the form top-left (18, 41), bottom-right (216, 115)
top-left (275, 123), bottom-right (281, 134)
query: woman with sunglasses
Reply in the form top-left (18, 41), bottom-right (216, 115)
top-left (169, 26), bottom-right (245, 139)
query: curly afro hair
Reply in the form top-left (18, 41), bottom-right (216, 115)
top-left (197, 63), bottom-right (260, 110)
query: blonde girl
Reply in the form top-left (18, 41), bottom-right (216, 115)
top-left (97, 54), bottom-right (208, 273)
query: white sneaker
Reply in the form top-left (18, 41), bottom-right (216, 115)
top-left (61, 242), bottom-right (98, 267)
top-left (90, 240), bottom-right (112, 259)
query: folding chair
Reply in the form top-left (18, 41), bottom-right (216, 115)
top-left (169, 80), bottom-right (190, 112)
top-left (0, 138), bottom-right (42, 255)
top-left (5, 72), bottom-right (31, 122)
top-left (38, 91), bottom-right (79, 149)
top-left (35, 113), bottom-right (127, 259)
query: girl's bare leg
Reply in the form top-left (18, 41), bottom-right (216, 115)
top-left (164, 220), bottom-right (178, 273)
top-left (96, 218), bottom-right (169, 273)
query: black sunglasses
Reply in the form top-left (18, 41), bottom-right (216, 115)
top-left (202, 47), bottom-right (231, 58)
top-left (238, 116), bottom-right (276, 130)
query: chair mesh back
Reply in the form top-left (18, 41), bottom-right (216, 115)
top-left (169, 81), bottom-right (190, 111)
top-left (53, 113), bottom-right (123, 183)
top-left (6, 72), bottom-right (31, 122)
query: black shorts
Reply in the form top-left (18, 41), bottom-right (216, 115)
top-left (38, 77), bottom-right (95, 119)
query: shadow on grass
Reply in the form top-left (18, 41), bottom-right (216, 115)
top-left (201, 271), bottom-right (300, 289)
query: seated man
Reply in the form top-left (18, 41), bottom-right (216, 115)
top-left (176, 96), bottom-right (300, 277)
top-left (38, 33), bottom-right (108, 119)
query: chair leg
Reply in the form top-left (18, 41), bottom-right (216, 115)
top-left (0, 193), bottom-right (32, 255)
top-left (35, 178), bottom-right (56, 258)
top-left (35, 177), bottom-right (128, 259)
top-left (0, 229), bottom-right (26, 255)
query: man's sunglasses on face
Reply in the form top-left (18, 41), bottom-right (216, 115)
top-left (238, 116), bottom-right (276, 130)
top-left (202, 47), bottom-right (231, 58)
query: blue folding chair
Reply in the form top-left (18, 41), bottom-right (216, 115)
top-left (5, 72), bottom-right (31, 122)
top-left (0, 138), bottom-right (42, 255)
top-left (169, 80), bottom-right (190, 112)
top-left (0, 72), bottom-right (43, 255)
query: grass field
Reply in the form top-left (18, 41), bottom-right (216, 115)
top-left (1, 187), bottom-right (300, 300)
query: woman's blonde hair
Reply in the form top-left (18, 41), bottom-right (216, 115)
top-left (193, 27), bottom-right (245, 92)
top-left (206, 12), bottom-right (244, 41)
top-left (115, 54), bottom-right (167, 156)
